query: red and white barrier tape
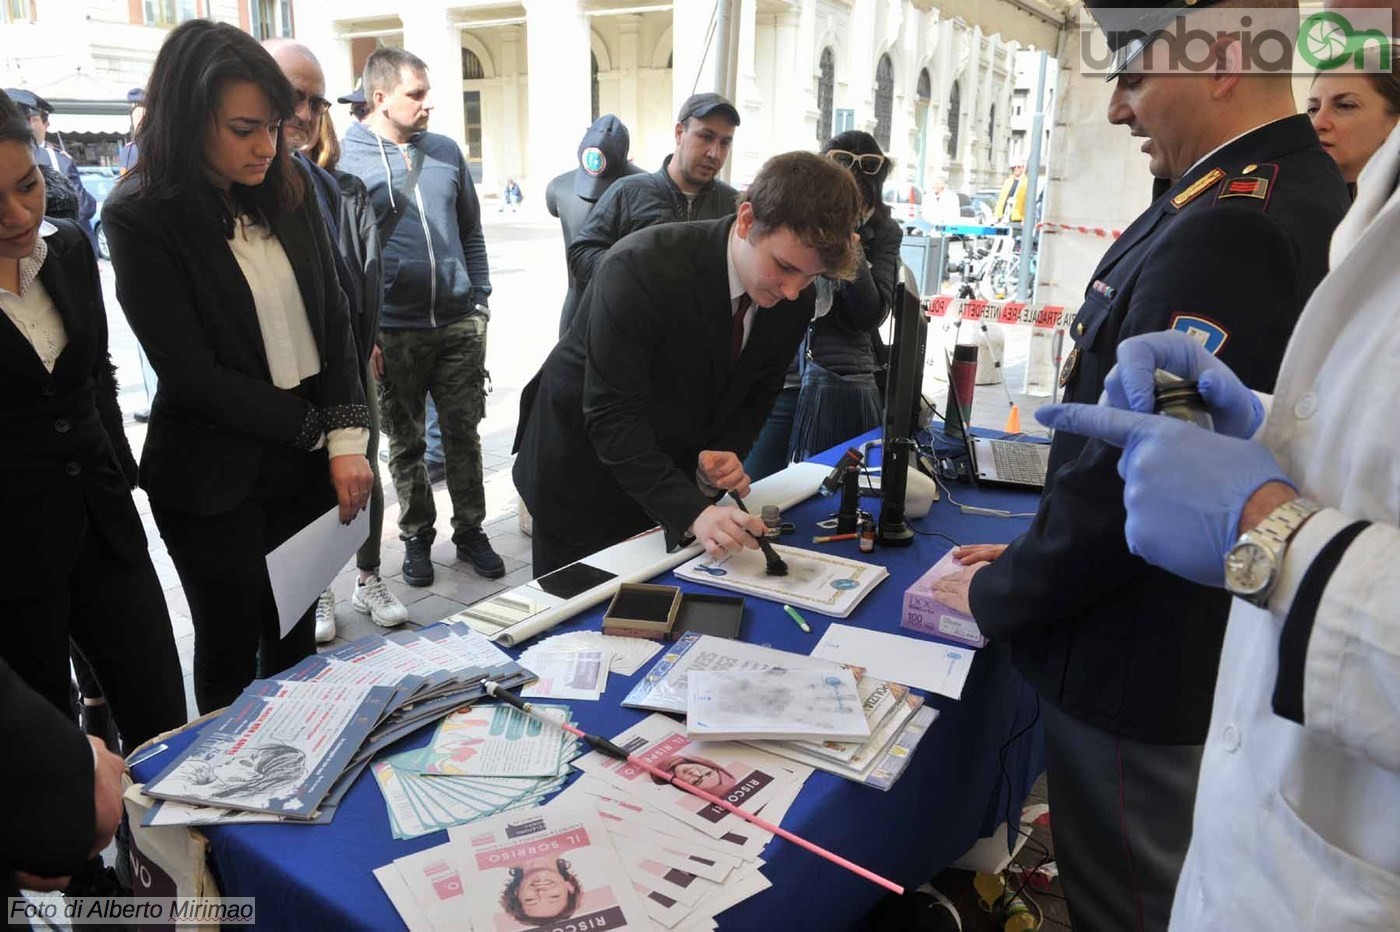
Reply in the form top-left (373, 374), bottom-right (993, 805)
top-left (925, 295), bottom-right (1070, 331)
top-left (1037, 221), bottom-right (1122, 239)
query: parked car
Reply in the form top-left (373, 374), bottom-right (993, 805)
top-left (882, 183), bottom-right (923, 224)
top-left (77, 165), bottom-right (121, 260)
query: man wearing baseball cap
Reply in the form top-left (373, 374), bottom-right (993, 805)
top-left (118, 87), bottom-right (144, 173)
top-left (566, 92), bottom-right (740, 292)
top-left (545, 114), bottom-right (645, 335)
top-left (338, 85), bottom-right (368, 122)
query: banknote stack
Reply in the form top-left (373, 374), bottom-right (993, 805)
top-left (375, 713), bottom-right (810, 931)
top-left (138, 622), bottom-right (535, 826)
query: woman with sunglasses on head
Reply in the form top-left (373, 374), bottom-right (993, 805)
top-left (1307, 48), bottom-right (1400, 197)
top-left (745, 131), bottom-right (902, 479)
top-left (102, 20), bottom-right (372, 714)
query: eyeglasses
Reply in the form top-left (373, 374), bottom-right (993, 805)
top-left (826, 150), bottom-right (886, 175)
top-left (293, 90), bottom-right (332, 117)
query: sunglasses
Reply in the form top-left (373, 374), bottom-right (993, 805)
top-left (293, 90), bottom-right (332, 117)
top-left (826, 149), bottom-right (886, 175)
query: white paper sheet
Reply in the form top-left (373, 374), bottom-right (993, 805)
top-left (520, 648), bottom-right (611, 700)
top-left (266, 504), bottom-right (369, 637)
top-left (810, 624), bottom-right (976, 700)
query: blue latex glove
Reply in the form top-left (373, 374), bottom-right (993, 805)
top-left (1103, 331), bottom-right (1265, 439)
top-left (1037, 402), bottom-right (1293, 587)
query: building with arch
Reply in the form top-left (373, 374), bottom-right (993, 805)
top-left (292, 0), bottom-right (1052, 198)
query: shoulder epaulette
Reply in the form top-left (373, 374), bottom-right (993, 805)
top-left (1212, 162), bottom-right (1278, 209)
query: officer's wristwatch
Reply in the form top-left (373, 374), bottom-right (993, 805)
top-left (1224, 497), bottom-right (1321, 607)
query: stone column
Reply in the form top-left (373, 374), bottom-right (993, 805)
top-left (402, 6), bottom-right (467, 152)
top-left (524, 0), bottom-right (592, 186)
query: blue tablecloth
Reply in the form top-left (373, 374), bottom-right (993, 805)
top-left (132, 431), bottom-right (1046, 931)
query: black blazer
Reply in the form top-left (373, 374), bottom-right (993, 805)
top-left (103, 180), bottom-right (366, 516)
top-left (969, 115), bottom-right (1351, 744)
top-left (1, 656), bottom-right (96, 896)
top-left (0, 219), bottom-right (149, 585)
top-left (513, 218), bottom-right (814, 548)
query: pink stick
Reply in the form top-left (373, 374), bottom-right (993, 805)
top-left (555, 719), bottom-right (904, 895)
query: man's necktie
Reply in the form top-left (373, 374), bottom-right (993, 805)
top-left (731, 294), bottom-right (751, 362)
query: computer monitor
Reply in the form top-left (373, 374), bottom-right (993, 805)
top-left (877, 265), bottom-right (928, 547)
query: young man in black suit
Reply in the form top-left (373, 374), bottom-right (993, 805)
top-left (513, 151), bottom-right (863, 576)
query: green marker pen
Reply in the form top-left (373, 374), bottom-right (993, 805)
top-left (782, 603), bottom-right (811, 634)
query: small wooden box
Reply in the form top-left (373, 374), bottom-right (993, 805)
top-left (603, 583), bottom-right (682, 641)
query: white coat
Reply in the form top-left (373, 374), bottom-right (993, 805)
top-left (1170, 125), bottom-right (1400, 928)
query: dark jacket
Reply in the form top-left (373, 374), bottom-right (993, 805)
top-left (32, 141), bottom-right (97, 248)
top-left (2, 656), bottom-right (97, 897)
top-left (514, 218), bottom-right (814, 550)
top-left (566, 155), bottom-right (738, 289)
top-left (969, 115), bottom-right (1351, 744)
top-left (807, 209), bottom-right (902, 377)
top-left (338, 120), bottom-right (491, 330)
top-left (102, 179), bottom-right (367, 516)
top-left (296, 153), bottom-right (383, 365)
top-left (0, 219), bottom-right (147, 584)
top-left (545, 162), bottom-right (644, 337)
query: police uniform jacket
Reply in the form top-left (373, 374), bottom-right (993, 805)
top-left (514, 217), bottom-right (813, 552)
top-left (969, 115), bottom-right (1351, 744)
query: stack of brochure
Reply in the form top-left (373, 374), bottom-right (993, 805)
top-left (138, 623), bottom-right (535, 825)
top-left (625, 634), bottom-right (938, 791)
top-left (371, 703), bottom-right (578, 839)
top-left (375, 713), bottom-right (805, 931)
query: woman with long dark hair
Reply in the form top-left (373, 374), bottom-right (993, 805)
top-left (744, 131), bottom-right (902, 477)
top-left (103, 20), bottom-right (372, 713)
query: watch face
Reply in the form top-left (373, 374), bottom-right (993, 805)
top-left (1226, 541), bottom-right (1273, 595)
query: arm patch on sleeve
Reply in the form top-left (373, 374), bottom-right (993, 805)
top-left (1170, 314), bottom-right (1230, 355)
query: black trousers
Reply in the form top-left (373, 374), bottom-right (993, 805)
top-left (153, 451), bottom-right (334, 715)
top-left (0, 504), bottom-right (186, 753)
top-left (1041, 698), bottom-right (1204, 932)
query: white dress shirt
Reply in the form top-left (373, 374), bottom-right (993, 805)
top-left (0, 222), bottom-right (65, 373)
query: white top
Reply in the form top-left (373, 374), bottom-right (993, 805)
top-left (725, 226), bottom-right (754, 351)
top-left (227, 217), bottom-right (367, 459)
top-left (0, 223), bottom-right (65, 373)
top-left (1169, 123), bottom-right (1400, 929)
top-left (228, 217), bottom-right (321, 390)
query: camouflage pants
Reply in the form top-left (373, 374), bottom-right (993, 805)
top-left (377, 315), bottom-right (488, 546)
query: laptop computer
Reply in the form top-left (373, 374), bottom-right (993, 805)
top-left (942, 354), bottom-right (1051, 490)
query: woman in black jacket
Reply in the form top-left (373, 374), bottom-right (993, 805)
top-left (103, 21), bottom-right (372, 713)
top-left (0, 90), bottom-right (185, 751)
top-left (744, 131), bottom-right (902, 478)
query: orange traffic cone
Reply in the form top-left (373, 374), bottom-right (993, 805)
top-left (1004, 404), bottom-right (1022, 434)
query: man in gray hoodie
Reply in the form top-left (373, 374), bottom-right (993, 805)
top-left (339, 47), bottom-right (504, 585)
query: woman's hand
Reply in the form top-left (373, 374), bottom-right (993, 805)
top-left (329, 454), bottom-right (374, 525)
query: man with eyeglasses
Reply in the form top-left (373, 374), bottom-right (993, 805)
top-left (263, 39), bottom-right (410, 641)
top-left (566, 93), bottom-right (741, 294)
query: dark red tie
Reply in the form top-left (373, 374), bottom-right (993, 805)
top-left (731, 295), bottom-right (751, 362)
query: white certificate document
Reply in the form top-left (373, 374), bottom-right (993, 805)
top-left (811, 623), bottom-right (975, 700)
top-left (266, 505), bottom-right (369, 638)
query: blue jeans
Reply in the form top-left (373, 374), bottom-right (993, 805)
top-left (743, 386), bottom-right (800, 482)
top-left (425, 393), bottom-right (444, 466)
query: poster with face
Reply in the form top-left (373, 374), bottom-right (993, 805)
top-left (572, 714), bottom-right (811, 840)
top-left (448, 804), bottom-right (651, 932)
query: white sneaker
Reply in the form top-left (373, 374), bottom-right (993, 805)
top-left (352, 574), bottom-right (409, 628)
top-left (314, 588), bottom-right (337, 644)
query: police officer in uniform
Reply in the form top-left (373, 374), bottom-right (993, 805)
top-left (5, 90), bottom-right (97, 252)
top-left (932, 1), bottom-right (1353, 929)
